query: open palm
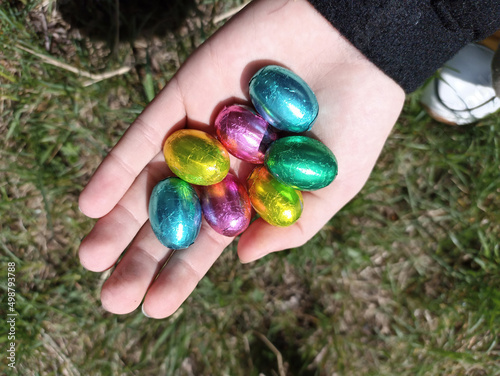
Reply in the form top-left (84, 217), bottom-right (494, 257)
top-left (78, 0), bottom-right (405, 318)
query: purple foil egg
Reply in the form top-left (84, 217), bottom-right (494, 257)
top-left (200, 173), bottom-right (252, 237)
top-left (215, 104), bottom-right (278, 164)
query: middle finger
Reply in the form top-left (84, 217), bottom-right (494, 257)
top-left (79, 151), bottom-right (169, 272)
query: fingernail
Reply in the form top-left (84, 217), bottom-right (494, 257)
top-left (141, 304), bottom-right (152, 318)
top-left (239, 252), bottom-right (268, 264)
top-left (239, 256), bottom-right (255, 264)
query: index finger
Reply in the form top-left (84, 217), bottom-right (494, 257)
top-left (78, 79), bottom-right (186, 218)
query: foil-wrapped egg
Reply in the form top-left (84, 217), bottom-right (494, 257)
top-left (163, 129), bottom-right (230, 186)
top-left (214, 104), bottom-right (278, 164)
top-left (247, 166), bottom-right (303, 227)
top-left (265, 136), bottom-right (338, 191)
top-left (249, 65), bottom-right (319, 133)
top-left (200, 173), bottom-right (252, 237)
top-left (149, 177), bottom-right (202, 249)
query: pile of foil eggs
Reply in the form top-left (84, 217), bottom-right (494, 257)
top-left (149, 65), bottom-right (338, 249)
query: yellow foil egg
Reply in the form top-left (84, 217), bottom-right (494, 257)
top-left (163, 129), bottom-right (230, 186)
top-left (247, 166), bottom-right (303, 227)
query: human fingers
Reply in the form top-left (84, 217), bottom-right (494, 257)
top-left (141, 223), bottom-right (234, 319)
top-left (78, 80), bottom-right (186, 219)
top-left (99, 220), bottom-right (174, 314)
top-left (79, 152), bottom-right (168, 272)
top-left (237, 183), bottom-right (350, 263)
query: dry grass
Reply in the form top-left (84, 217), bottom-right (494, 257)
top-left (1, 1), bottom-right (499, 375)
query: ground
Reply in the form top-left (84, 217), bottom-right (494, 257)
top-left (1, 1), bottom-right (499, 375)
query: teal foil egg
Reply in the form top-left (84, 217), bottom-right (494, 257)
top-left (249, 65), bottom-right (319, 133)
top-left (149, 177), bottom-right (202, 249)
top-left (265, 136), bottom-right (338, 191)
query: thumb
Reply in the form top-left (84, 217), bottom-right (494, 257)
top-left (237, 188), bottom-right (345, 263)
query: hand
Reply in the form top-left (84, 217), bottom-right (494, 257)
top-left (78, 0), bottom-right (405, 318)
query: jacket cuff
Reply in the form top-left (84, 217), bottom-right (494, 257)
top-left (306, 0), bottom-right (500, 93)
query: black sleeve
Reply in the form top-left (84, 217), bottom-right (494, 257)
top-left (306, 0), bottom-right (500, 93)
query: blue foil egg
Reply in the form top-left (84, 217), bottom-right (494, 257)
top-left (149, 177), bottom-right (202, 249)
top-left (249, 65), bottom-right (319, 133)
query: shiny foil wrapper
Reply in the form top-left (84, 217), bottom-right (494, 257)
top-left (215, 104), bottom-right (278, 164)
top-left (265, 135), bottom-right (338, 191)
top-left (247, 166), bottom-right (303, 227)
top-left (163, 129), bottom-right (230, 186)
top-left (200, 173), bottom-right (252, 237)
top-left (149, 177), bottom-right (202, 249)
top-left (249, 65), bottom-right (319, 133)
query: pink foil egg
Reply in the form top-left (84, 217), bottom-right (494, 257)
top-left (215, 104), bottom-right (278, 164)
top-left (200, 173), bottom-right (252, 237)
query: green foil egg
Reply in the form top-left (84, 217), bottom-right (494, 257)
top-left (265, 136), bottom-right (338, 191)
top-left (247, 166), bottom-right (303, 227)
top-left (163, 129), bottom-right (230, 186)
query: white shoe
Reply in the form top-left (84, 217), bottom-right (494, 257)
top-left (420, 43), bottom-right (500, 125)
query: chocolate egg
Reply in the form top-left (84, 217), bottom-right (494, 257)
top-left (163, 129), bottom-right (230, 186)
top-left (249, 65), bottom-right (319, 133)
top-left (265, 136), bottom-right (338, 191)
top-left (200, 173), bottom-right (252, 237)
top-left (215, 104), bottom-right (278, 164)
top-left (149, 177), bottom-right (202, 249)
top-left (247, 166), bottom-right (303, 227)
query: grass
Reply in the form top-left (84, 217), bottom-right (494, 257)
top-left (1, 0), bottom-right (500, 375)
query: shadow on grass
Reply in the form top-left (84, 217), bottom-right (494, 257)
top-left (57, 0), bottom-right (196, 46)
